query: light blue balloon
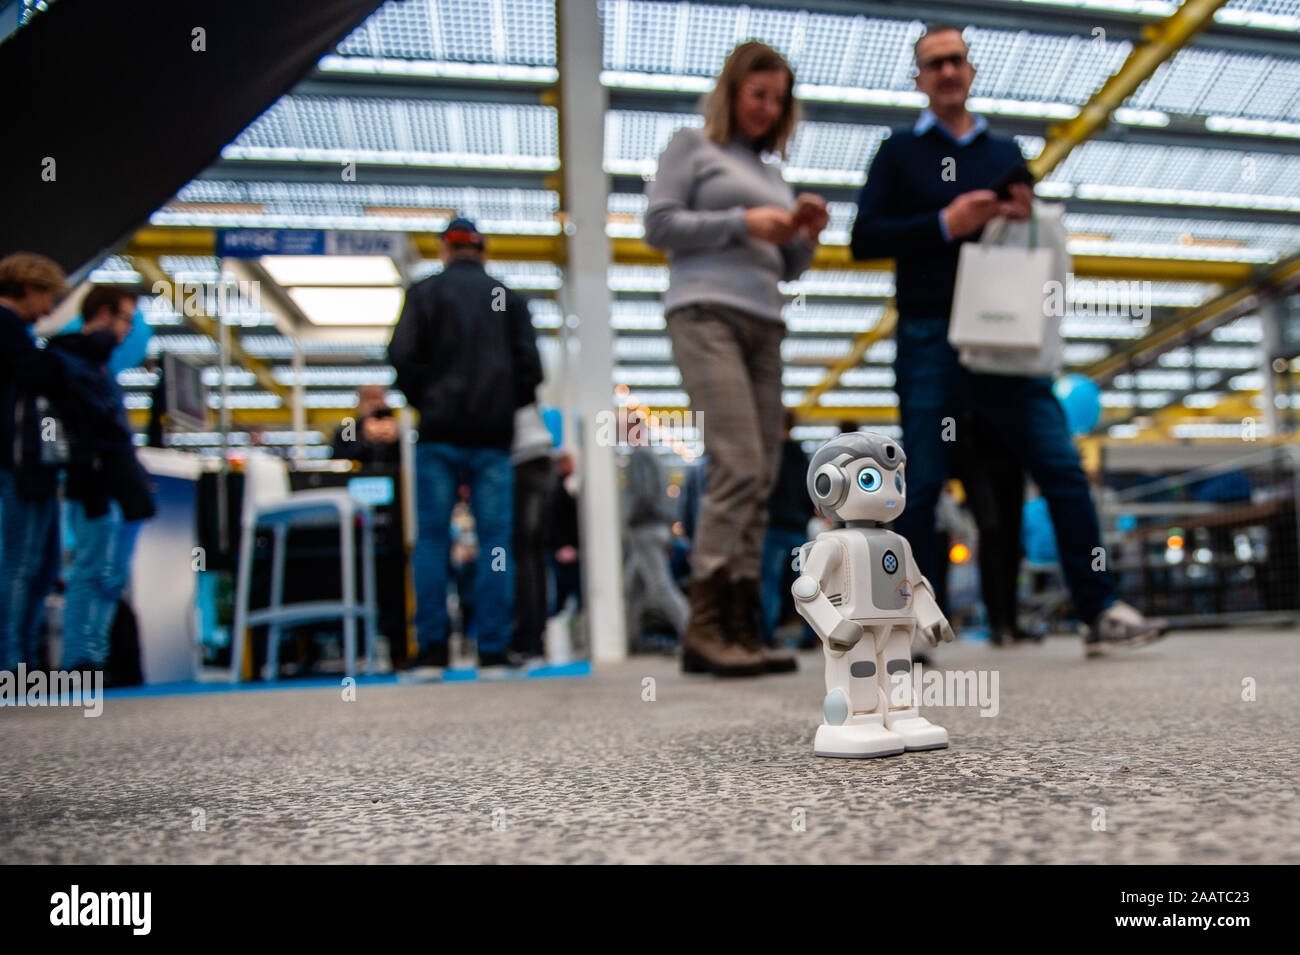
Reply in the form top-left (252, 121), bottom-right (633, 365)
top-left (1053, 373), bottom-right (1102, 435)
top-left (1022, 496), bottom-right (1058, 564)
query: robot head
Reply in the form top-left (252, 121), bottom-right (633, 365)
top-left (806, 431), bottom-right (907, 523)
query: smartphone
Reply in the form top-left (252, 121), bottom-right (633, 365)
top-left (990, 163), bottom-right (1035, 199)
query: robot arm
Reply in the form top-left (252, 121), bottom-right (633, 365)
top-left (792, 539), bottom-right (864, 652)
top-left (901, 539), bottom-right (955, 646)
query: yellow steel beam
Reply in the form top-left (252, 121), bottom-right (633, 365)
top-left (1029, 0), bottom-right (1231, 179)
top-left (797, 303), bottom-right (898, 415)
top-left (127, 228), bottom-right (1256, 282)
top-left (133, 255), bottom-right (292, 407)
top-left (128, 407), bottom-right (352, 430)
top-left (1084, 252), bottom-right (1300, 383)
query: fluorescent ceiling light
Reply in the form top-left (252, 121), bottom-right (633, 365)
top-left (1113, 108), bottom-right (1170, 127)
top-left (319, 55), bottom-right (557, 84)
top-left (1206, 116), bottom-right (1300, 139)
top-left (288, 287), bottom-right (405, 326)
top-left (261, 255), bottom-right (400, 287)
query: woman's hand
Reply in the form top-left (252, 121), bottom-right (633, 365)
top-left (792, 193), bottom-right (829, 242)
top-left (745, 206), bottom-right (798, 243)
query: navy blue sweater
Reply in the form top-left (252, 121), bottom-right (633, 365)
top-left (850, 124), bottom-right (1025, 320)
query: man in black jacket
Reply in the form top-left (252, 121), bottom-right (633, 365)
top-left (388, 218), bottom-right (543, 671)
top-left (0, 252), bottom-right (70, 673)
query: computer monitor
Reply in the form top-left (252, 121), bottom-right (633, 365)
top-left (163, 352), bottom-right (210, 432)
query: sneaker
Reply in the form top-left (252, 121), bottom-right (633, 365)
top-left (477, 651), bottom-right (525, 680)
top-left (1087, 601), bottom-right (1168, 651)
top-left (401, 643), bottom-right (449, 682)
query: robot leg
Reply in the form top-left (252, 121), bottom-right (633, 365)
top-left (879, 623), bottom-right (948, 751)
top-left (813, 623), bottom-right (904, 759)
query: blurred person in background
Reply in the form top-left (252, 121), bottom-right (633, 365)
top-left (332, 384), bottom-right (400, 467)
top-left (849, 23), bottom-right (1164, 656)
top-left (510, 403), bottom-right (555, 662)
top-left (760, 411), bottom-right (814, 648)
top-left (50, 286), bottom-right (156, 678)
top-left (388, 217), bottom-right (542, 673)
top-left (0, 252), bottom-right (70, 673)
top-left (548, 451), bottom-right (581, 616)
top-left (644, 40), bottom-right (827, 677)
top-left (621, 412), bottom-right (688, 649)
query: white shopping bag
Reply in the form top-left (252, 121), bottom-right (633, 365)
top-left (949, 202), bottom-right (1068, 376)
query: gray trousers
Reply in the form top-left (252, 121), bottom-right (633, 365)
top-left (625, 523), bottom-right (689, 638)
top-left (666, 302), bottom-right (785, 582)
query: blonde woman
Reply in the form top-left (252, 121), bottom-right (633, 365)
top-left (645, 41), bottom-right (829, 676)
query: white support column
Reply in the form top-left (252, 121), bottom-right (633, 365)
top-left (558, 0), bottom-right (626, 663)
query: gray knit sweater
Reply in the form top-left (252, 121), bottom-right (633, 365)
top-left (643, 126), bottom-right (816, 323)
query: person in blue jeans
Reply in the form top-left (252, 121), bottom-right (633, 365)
top-left (388, 218), bottom-right (543, 672)
top-left (62, 501), bottom-right (143, 669)
top-left (850, 23), bottom-right (1165, 655)
top-left (0, 252), bottom-right (70, 673)
top-left (412, 444), bottom-right (514, 665)
top-left (48, 286), bottom-right (154, 673)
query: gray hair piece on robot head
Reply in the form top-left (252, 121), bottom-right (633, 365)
top-left (806, 431), bottom-right (907, 520)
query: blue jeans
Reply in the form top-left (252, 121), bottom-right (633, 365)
top-left (413, 442), bottom-right (515, 656)
top-left (761, 527), bottom-right (807, 644)
top-left (62, 499), bottom-right (142, 667)
top-left (892, 316), bottom-right (1115, 624)
top-left (0, 470), bottom-right (60, 671)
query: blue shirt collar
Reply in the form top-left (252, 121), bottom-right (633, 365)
top-left (914, 108), bottom-right (988, 146)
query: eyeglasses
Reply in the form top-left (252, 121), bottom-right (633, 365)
top-left (918, 53), bottom-right (968, 73)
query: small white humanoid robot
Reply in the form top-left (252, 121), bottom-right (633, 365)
top-left (792, 432), bottom-right (956, 758)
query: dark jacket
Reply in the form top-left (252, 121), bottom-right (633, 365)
top-left (387, 259), bottom-right (543, 450)
top-left (331, 412), bottom-right (401, 467)
top-left (769, 439), bottom-right (815, 533)
top-left (850, 125), bottom-right (1025, 319)
top-left (0, 304), bottom-right (66, 500)
top-left (46, 331), bottom-right (155, 521)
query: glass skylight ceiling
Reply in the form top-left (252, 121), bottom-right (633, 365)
top-left (995, 0), bottom-right (1300, 32)
top-left (1045, 140), bottom-right (1300, 212)
top-left (335, 0), bottom-right (556, 65)
top-left (225, 97), bottom-right (559, 170)
top-left (599, 1), bottom-right (1300, 130)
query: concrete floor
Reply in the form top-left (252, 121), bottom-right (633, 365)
top-left (2, 630), bottom-right (1298, 864)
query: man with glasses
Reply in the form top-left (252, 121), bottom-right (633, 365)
top-left (850, 24), bottom-right (1166, 655)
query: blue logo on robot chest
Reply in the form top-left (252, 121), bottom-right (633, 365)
top-left (882, 550), bottom-right (898, 574)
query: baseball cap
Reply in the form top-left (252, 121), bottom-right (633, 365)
top-left (442, 217), bottom-right (484, 247)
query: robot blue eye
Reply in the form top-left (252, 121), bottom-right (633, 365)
top-left (857, 467), bottom-right (882, 492)
top-left (895, 472), bottom-right (903, 492)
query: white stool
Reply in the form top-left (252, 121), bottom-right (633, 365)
top-left (229, 451), bottom-right (377, 682)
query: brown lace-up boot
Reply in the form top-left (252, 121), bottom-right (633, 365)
top-left (681, 569), bottom-right (765, 676)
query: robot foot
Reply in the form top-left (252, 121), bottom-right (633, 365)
top-left (883, 711), bottom-right (949, 751)
top-left (814, 722), bottom-right (906, 759)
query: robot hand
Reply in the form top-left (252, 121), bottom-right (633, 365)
top-left (827, 617), bottom-right (865, 653)
top-left (914, 583), bottom-right (956, 647)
